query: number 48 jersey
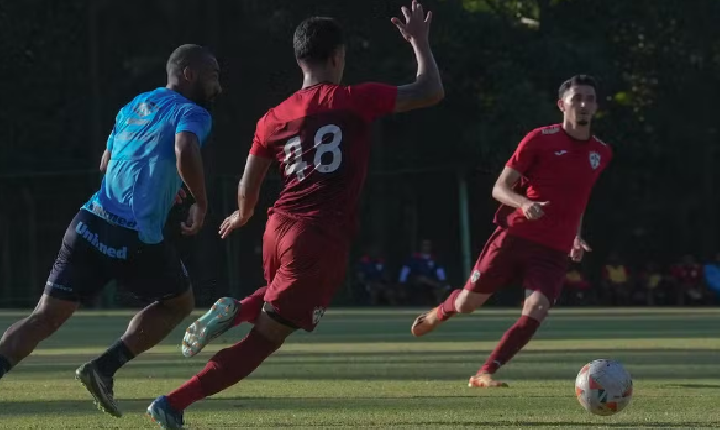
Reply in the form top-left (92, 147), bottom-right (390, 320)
top-left (249, 82), bottom-right (397, 228)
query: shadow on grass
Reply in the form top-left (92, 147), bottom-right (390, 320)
top-left (0, 398), bottom-right (708, 429)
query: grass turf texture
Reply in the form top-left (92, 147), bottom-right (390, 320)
top-left (0, 308), bottom-right (719, 429)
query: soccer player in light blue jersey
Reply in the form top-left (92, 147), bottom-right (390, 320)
top-left (0, 44), bottom-right (221, 418)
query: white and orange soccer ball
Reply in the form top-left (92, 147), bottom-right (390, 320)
top-left (575, 359), bottom-right (633, 416)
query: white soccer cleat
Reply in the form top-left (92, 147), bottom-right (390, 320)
top-left (181, 297), bottom-right (238, 358)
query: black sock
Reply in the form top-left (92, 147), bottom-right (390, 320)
top-left (91, 340), bottom-right (136, 377)
top-left (0, 354), bottom-right (13, 379)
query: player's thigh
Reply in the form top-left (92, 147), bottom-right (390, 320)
top-left (262, 214), bottom-right (285, 286)
top-left (44, 211), bottom-right (113, 304)
top-left (264, 221), bottom-right (350, 332)
top-left (522, 243), bottom-right (569, 309)
top-left (464, 228), bottom-right (521, 295)
top-left (119, 240), bottom-right (192, 305)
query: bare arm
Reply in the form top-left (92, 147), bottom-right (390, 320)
top-left (175, 131), bottom-right (207, 212)
top-left (491, 167), bottom-right (531, 209)
top-left (394, 40), bottom-right (444, 112)
top-left (392, 1), bottom-right (444, 113)
top-left (237, 154), bottom-right (273, 220)
top-left (219, 154), bottom-right (272, 239)
top-left (99, 150), bottom-right (111, 173)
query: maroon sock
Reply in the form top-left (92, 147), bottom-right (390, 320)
top-left (436, 289), bottom-right (462, 321)
top-left (166, 327), bottom-right (281, 411)
top-left (232, 286), bottom-right (267, 326)
top-left (479, 315), bottom-right (541, 374)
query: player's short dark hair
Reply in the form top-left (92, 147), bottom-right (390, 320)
top-left (166, 44), bottom-right (213, 79)
top-left (559, 75), bottom-right (598, 99)
top-left (293, 17), bottom-right (345, 64)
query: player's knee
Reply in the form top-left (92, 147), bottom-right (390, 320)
top-left (456, 290), bottom-right (488, 313)
top-left (161, 290), bottom-right (194, 319)
top-left (29, 295), bottom-right (77, 334)
top-left (522, 290), bottom-right (551, 321)
top-left (254, 304), bottom-right (296, 345)
top-left (28, 309), bottom-right (67, 334)
top-left (456, 299), bottom-right (477, 314)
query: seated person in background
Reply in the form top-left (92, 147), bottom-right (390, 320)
top-left (561, 264), bottom-right (592, 306)
top-left (703, 253), bottom-right (720, 304)
top-left (355, 247), bottom-right (393, 305)
top-left (671, 254), bottom-right (705, 306)
top-left (399, 239), bottom-right (450, 305)
top-left (636, 261), bottom-right (665, 306)
top-left (602, 252), bottom-right (631, 306)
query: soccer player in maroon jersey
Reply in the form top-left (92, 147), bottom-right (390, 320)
top-left (411, 75), bottom-right (612, 388)
top-left (147, 2), bottom-right (443, 426)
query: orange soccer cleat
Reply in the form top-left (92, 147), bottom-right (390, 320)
top-left (410, 307), bottom-right (445, 337)
top-left (468, 373), bottom-right (508, 388)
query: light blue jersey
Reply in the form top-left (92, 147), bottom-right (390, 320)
top-left (83, 87), bottom-right (212, 244)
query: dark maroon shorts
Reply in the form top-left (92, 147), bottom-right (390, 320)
top-left (262, 213), bottom-right (350, 332)
top-left (464, 227), bottom-right (569, 303)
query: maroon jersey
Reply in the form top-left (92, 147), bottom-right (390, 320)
top-left (250, 83), bottom-right (397, 230)
top-left (494, 124), bottom-right (613, 253)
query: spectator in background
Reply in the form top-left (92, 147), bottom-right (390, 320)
top-left (703, 253), bottom-right (720, 304)
top-left (561, 264), bottom-right (592, 306)
top-left (601, 252), bottom-right (631, 306)
top-left (399, 239), bottom-right (450, 305)
top-left (355, 246), bottom-right (393, 305)
top-left (671, 254), bottom-right (704, 305)
top-left (636, 261), bottom-right (665, 306)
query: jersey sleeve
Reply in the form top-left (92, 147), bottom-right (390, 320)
top-left (506, 129), bottom-right (542, 174)
top-left (106, 125), bottom-right (116, 151)
top-left (176, 105), bottom-right (213, 146)
top-left (347, 83), bottom-right (398, 122)
top-left (248, 114), bottom-right (274, 160)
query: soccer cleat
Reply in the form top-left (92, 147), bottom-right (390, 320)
top-left (75, 362), bottom-right (122, 417)
top-left (147, 395), bottom-right (185, 429)
top-left (410, 307), bottom-right (444, 337)
top-left (182, 296), bottom-right (238, 358)
top-left (468, 373), bottom-right (508, 388)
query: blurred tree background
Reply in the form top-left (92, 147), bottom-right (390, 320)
top-left (0, 0), bottom-right (718, 306)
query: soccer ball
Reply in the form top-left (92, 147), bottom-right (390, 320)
top-left (575, 359), bottom-right (633, 416)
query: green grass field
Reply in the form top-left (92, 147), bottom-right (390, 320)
top-left (1, 307), bottom-right (719, 429)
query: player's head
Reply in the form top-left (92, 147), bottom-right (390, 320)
top-left (558, 75), bottom-right (597, 128)
top-left (166, 44), bottom-right (222, 108)
top-left (293, 17), bottom-right (346, 84)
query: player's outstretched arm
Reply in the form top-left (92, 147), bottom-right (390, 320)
top-left (492, 167), bottom-right (548, 220)
top-left (392, 1), bottom-right (444, 113)
top-left (237, 155), bottom-right (272, 219)
top-left (219, 154), bottom-right (272, 239)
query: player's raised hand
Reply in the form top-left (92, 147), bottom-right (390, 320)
top-left (219, 210), bottom-right (252, 239)
top-left (570, 237), bottom-right (592, 262)
top-left (521, 200), bottom-right (548, 220)
top-left (391, 0), bottom-right (433, 45)
top-left (181, 203), bottom-right (206, 236)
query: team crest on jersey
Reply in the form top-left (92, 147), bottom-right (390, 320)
top-left (312, 306), bottom-right (326, 325)
top-left (470, 270), bottom-right (481, 283)
top-left (589, 151), bottom-right (601, 170)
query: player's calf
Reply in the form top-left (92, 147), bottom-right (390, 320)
top-left (0, 294), bottom-right (77, 375)
top-left (411, 289), bottom-right (490, 337)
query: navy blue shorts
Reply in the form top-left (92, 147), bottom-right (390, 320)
top-left (44, 210), bottom-right (191, 302)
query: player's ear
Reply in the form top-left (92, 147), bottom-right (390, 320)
top-left (557, 99), bottom-right (565, 112)
top-left (182, 66), bottom-right (197, 83)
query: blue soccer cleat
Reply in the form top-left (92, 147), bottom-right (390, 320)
top-left (147, 395), bottom-right (185, 429)
top-left (182, 296), bottom-right (238, 358)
